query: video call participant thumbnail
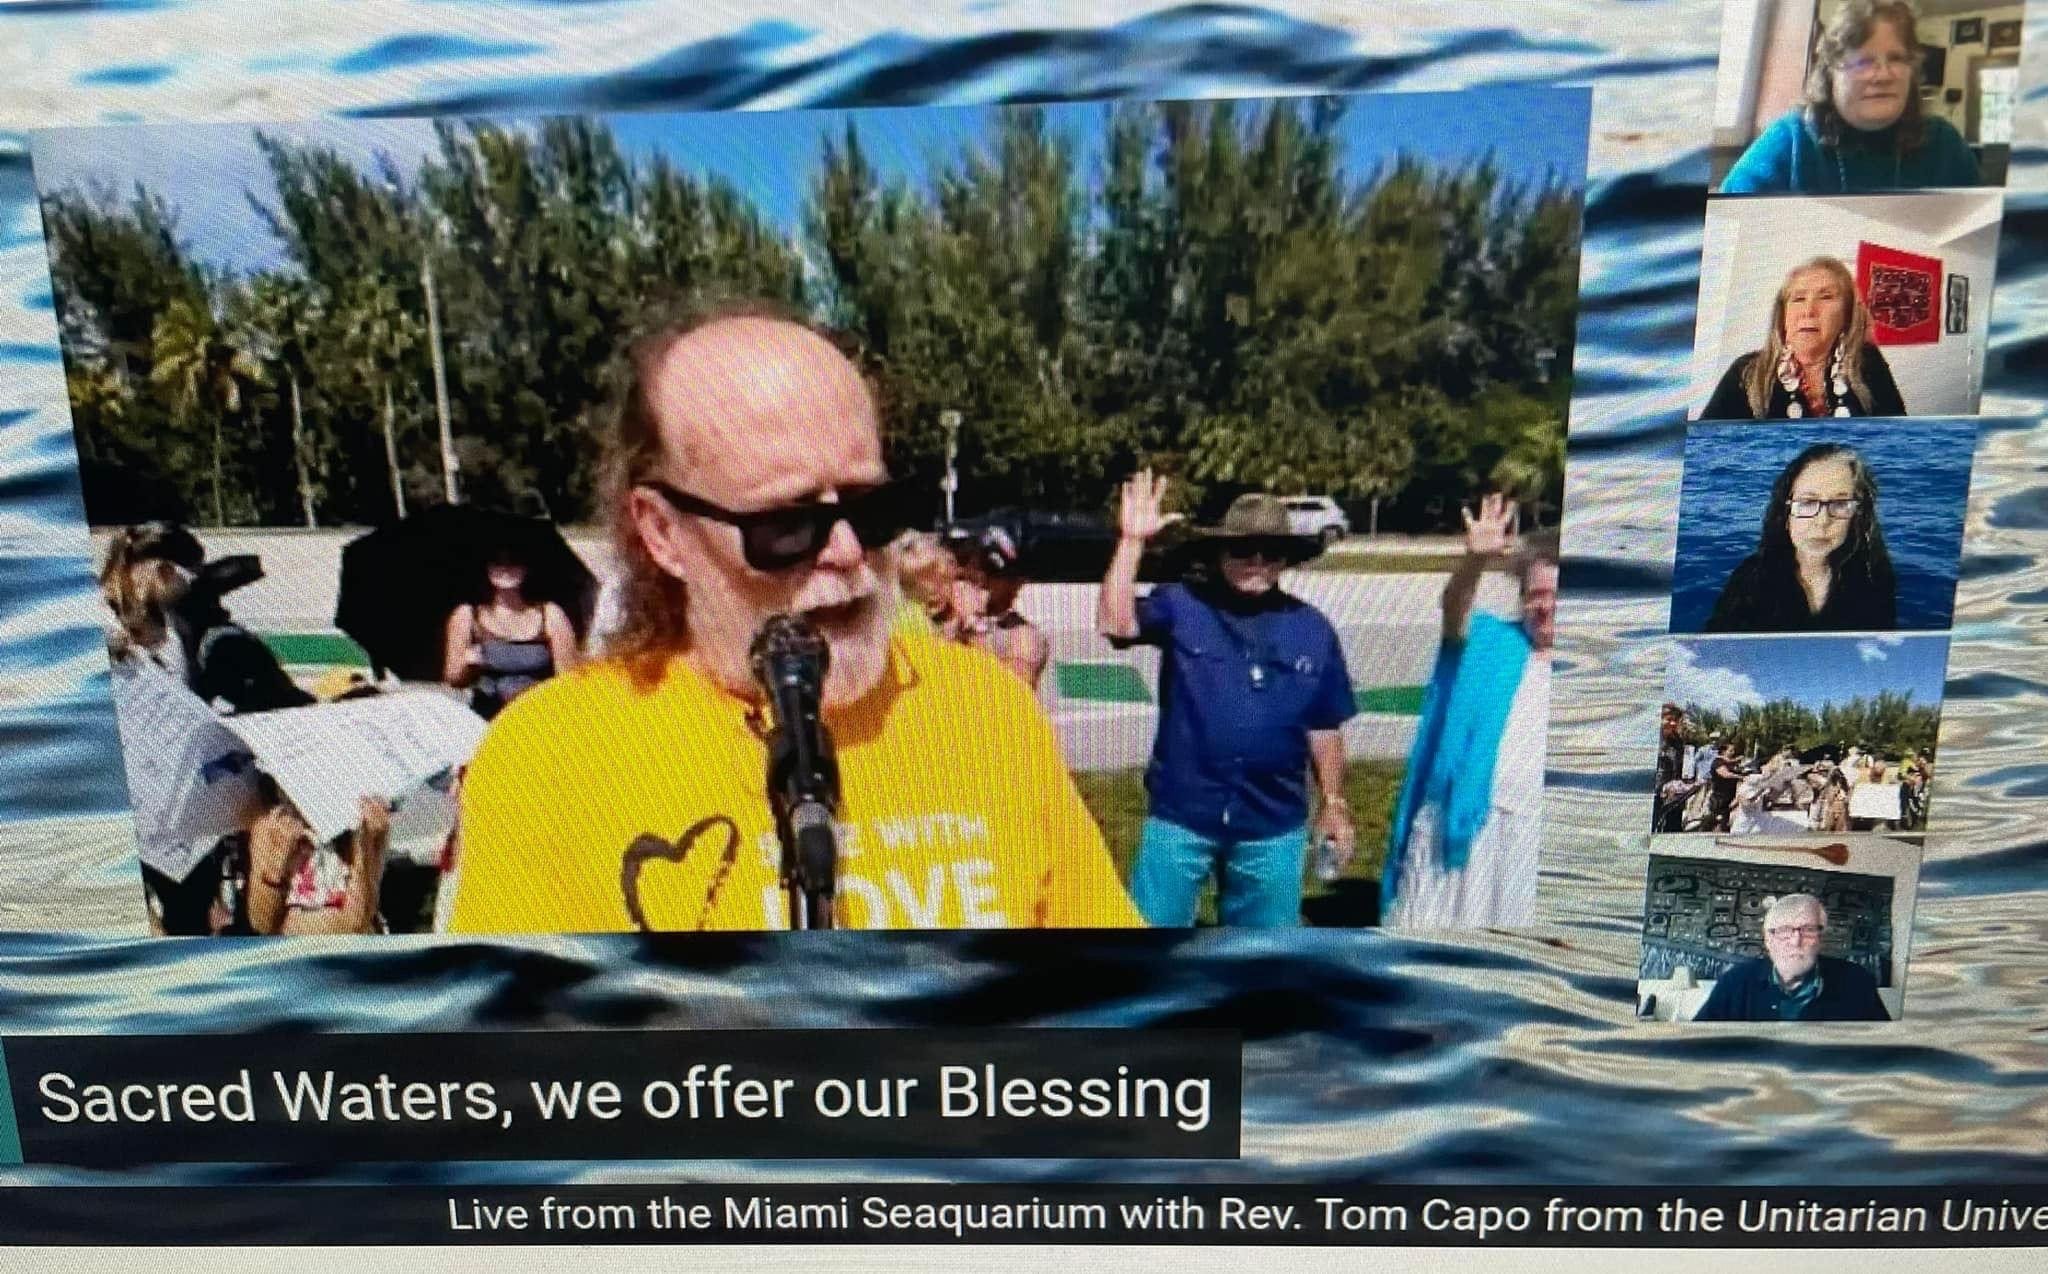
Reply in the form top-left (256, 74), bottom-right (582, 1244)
top-left (450, 302), bottom-right (1141, 932)
top-left (1701, 256), bottom-right (1906, 420)
top-left (1706, 442), bottom-right (1896, 632)
top-left (1721, 0), bottom-right (1981, 195)
top-left (1693, 892), bottom-right (1891, 1021)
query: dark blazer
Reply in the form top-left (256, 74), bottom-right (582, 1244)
top-left (1700, 345), bottom-right (1907, 420)
top-left (1692, 954), bottom-right (1891, 1022)
top-left (1705, 554), bottom-right (1897, 633)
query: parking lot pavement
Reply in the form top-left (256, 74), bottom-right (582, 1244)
top-left (182, 530), bottom-right (1518, 770)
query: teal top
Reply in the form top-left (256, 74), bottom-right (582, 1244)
top-left (1721, 108), bottom-right (1982, 193)
top-left (1775, 967), bottom-right (1824, 1021)
top-left (1381, 611), bottom-right (1531, 912)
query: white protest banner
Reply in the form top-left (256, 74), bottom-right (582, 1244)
top-left (221, 690), bottom-right (486, 843)
top-left (108, 658), bottom-right (261, 879)
top-left (1850, 782), bottom-right (1903, 823)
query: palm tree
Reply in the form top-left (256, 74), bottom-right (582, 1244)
top-left (149, 296), bottom-right (265, 526)
top-left (237, 274), bottom-right (326, 527)
top-left (339, 278), bottom-right (421, 520)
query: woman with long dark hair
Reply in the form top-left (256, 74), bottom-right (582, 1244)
top-left (443, 541), bottom-right (580, 721)
top-left (1706, 442), bottom-right (1897, 632)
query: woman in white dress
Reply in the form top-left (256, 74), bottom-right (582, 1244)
top-left (1383, 495), bottom-right (1555, 929)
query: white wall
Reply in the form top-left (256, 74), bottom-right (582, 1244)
top-left (1808, 0), bottom-right (2026, 139)
top-left (1693, 192), bottom-right (2002, 416)
top-left (1718, 0), bottom-right (1824, 147)
top-left (1912, 4), bottom-right (2024, 138)
top-left (1715, 0), bottom-right (1777, 145)
top-left (1637, 834), bottom-right (1925, 1022)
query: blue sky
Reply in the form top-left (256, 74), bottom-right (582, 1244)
top-left (1668, 635), bottom-right (1953, 718)
top-left (29, 88), bottom-right (1590, 277)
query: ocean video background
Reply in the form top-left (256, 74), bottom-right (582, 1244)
top-left (0, 0), bottom-right (2045, 1190)
top-left (1669, 420), bottom-right (1977, 633)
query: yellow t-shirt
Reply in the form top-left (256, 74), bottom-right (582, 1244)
top-left (450, 633), bottom-right (1141, 932)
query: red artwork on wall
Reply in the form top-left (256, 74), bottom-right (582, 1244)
top-left (1857, 241), bottom-right (1943, 345)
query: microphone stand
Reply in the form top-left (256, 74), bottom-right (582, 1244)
top-left (770, 745), bottom-right (840, 931)
top-left (752, 616), bottom-right (841, 930)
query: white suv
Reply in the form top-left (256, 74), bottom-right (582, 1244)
top-left (1282, 496), bottom-right (1349, 544)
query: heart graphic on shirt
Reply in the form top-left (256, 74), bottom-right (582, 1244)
top-left (618, 815), bottom-right (742, 932)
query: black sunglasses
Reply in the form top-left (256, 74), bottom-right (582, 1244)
top-left (1221, 539), bottom-right (1295, 564)
top-left (640, 478), bottom-right (910, 572)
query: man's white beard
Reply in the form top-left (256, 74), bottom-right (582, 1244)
top-left (818, 576), bottom-right (899, 710)
top-left (1775, 957), bottom-right (1818, 986)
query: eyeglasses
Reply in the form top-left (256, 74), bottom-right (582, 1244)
top-left (1788, 497), bottom-right (1860, 520)
top-left (1766, 924), bottom-right (1826, 941)
top-left (1839, 52), bottom-right (1913, 78)
top-left (1222, 540), bottom-right (1294, 565)
top-left (639, 478), bottom-right (909, 572)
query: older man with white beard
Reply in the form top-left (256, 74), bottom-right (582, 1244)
top-left (1692, 893), bottom-right (1890, 1022)
top-left (451, 302), bottom-right (1139, 932)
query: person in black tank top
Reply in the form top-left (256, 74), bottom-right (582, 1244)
top-left (444, 543), bottom-right (581, 719)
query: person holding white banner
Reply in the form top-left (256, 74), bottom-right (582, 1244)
top-left (100, 524), bottom-right (406, 936)
top-left (100, 522), bottom-right (312, 715)
top-left (245, 793), bottom-right (391, 936)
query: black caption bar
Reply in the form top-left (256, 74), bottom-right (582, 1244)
top-left (5, 1186), bottom-right (2048, 1246)
top-left (1, 1029), bottom-right (1238, 1164)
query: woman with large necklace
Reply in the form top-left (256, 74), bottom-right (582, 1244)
top-left (1702, 255), bottom-right (1907, 420)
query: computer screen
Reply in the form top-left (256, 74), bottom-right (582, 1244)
top-left (0, 0), bottom-right (2043, 1265)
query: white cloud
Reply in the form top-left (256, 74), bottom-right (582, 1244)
top-left (1856, 634), bottom-right (1907, 663)
top-left (32, 119), bottom-right (441, 277)
top-left (1666, 641), bottom-right (1765, 717)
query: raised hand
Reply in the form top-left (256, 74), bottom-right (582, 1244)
top-left (1461, 492), bottom-right (1516, 559)
top-left (1117, 468), bottom-right (1182, 543)
top-left (249, 803), bottom-right (312, 889)
top-left (355, 797), bottom-right (392, 871)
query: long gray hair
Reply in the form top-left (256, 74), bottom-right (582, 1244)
top-left (1744, 256), bottom-right (1876, 418)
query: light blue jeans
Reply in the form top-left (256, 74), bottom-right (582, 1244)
top-left (1130, 816), bottom-right (1309, 928)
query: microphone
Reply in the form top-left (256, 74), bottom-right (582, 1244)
top-left (749, 614), bottom-right (841, 929)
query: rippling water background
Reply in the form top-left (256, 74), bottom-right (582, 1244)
top-left (0, 0), bottom-right (2044, 1189)
top-left (1669, 421), bottom-right (1977, 632)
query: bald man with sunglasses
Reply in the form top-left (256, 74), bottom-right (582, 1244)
top-left (450, 302), bottom-right (1139, 933)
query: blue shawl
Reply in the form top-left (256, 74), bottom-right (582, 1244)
top-left (1381, 611), bottom-right (1532, 911)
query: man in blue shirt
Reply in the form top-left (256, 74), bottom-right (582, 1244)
top-left (1096, 470), bottom-right (1357, 927)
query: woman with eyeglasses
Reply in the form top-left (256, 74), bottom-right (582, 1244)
top-left (1701, 256), bottom-right (1905, 421)
top-left (1721, 1), bottom-right (1980, 194)
top-left (1706, 442), bottom-right (1897, 632)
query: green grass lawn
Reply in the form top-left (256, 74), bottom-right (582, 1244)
top-left (263, 632), bottom-right (370, 667)
top-left (1072, 761), bottom-right (1399, 926)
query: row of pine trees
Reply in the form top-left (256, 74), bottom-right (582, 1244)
top-left (1672, 692), bottom-right (1941, 761)
top-left (43, 98), bottom-right (1580, 530)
